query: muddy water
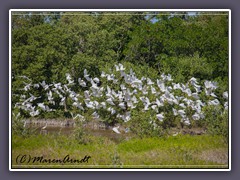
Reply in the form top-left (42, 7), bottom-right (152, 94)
top-left (32, 126), bottom-right (132, 143)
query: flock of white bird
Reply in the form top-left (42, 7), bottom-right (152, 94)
top-left (14, 63), bottom-right (228, 134)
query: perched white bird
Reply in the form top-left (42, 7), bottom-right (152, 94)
top-left (119, 102), bottom-right (126, 109)
top-left (224, 101), bottom-right (228, 110)
top-left (178, 110), bottom-right (186, 117)
top-left (37, 103), bottom-right (46, 111)
top-left (172, 108), bottom-right (178, 116)
top-left (30, 109), bottom-right (40, 117)
top-left (192, 113), bottom-right (200, 120)
top-left (157, 79), bottom-right (166, 92)
top-left (210, 92), bottom-right (217, 98)
top-left (115, 64), bottom-right (120, 71)
top-left (112, 126), bottom-right (121, 134)
top-left (101, 71), bottom-right (106, 78)
top-left (156, 113), bottom-right (164, 122)
top-left (66, 73), bottom-right (74, 84)
top-left (147, 78), bottom-right (154, 85)
top-left (122, 111), bottom-right (131, 122)
top-left (92, 111), bottom-right (99, 119)
top-left (151, 86), bottom-right (157, 94)
top-left (182, 117), bottom-right (191, 125)
top-left (84, 99), bottom-right (95, 109)
top-left (100, 102), bottom-right (107, 109)
top-left (191, 93), bottom-right (199, 99)
top-left (84, 90), bottom-right (91, 99)
top-left (189, 77), bottom-right (197, 84)
top-left (106, 98), bottom-right (115, 105)
top-left (119, 63), bottom-right (125, 71)
top-left (72, 100), bottom-right (83, 109)
top-left (78, 78), bottom-right (87, 87)
top-left (223, 91), bottom-right (228, 99)
top-left (93, 77), bottom-right (100, 84)
top-left (208, 99), bottom-right (220, 106)
top-left (107, 107), bottom-right (116, 115)
top-left (33, 83), bottom-right (40, 88)
top-left (84, 69), bottom-right (91, 81)
top-left (73, 114), bottom-right (85, 121)
top-left (179, 103), bottom-right (186, 109)
top-left (204, 80), bottom-right (218, 90)
top-left (41, 122), bottom-right (47, 130)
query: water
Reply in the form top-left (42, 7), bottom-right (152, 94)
top-left (32, 125), bottom-right (132, 143)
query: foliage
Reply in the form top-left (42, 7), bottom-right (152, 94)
top-left (12, 133), bottom-right (228, 168)
top-left (202, 106), bottom-right (228, 141)
top-left (129, 110), bottom-right (165, 138)
top-left (11, 11), bottom-right (229, 138)
top-left (11, 109), bottom-right (36, 138)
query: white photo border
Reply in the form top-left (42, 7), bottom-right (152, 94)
top-left (9, 9), bottom-right (231, 171)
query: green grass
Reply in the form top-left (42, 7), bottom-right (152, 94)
top-left (11, 133), bottom-right (228, 169)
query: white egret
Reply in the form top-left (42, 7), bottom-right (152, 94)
top-left (172, 108), bottom-right (178, 116)
top-left (119, 102), bottom-right (126, 109)
top-left (78, 78), bottom-right (87, 87)
top-left (22, 82), bottom-right (32, 91)
top-left (66, 73), bottom-right (74, 84)
top-left (93, 77), bottom-right (100, 84)
top-left (208, 99), bottom-right (220, 106)
top-left (154, 98), bottom-right (162, 107)
top-left (106, 98), bottom-right (115, 105)
top-left (100, 102), bottom-right (106, 109)
top-left (210, 92), bottom-right (217, 98)
top-left (182, 117), bottom-right (190, 125)
top-left (73, 114), bottom-right (85, 121)
top-left (101, 71), bottom-right (106, 78)
top-left (204, 80), bottom-right (218, 90)
top-left (84, 69), bottom-right (91, 82)
top-left (156, 113), bottom-right (164, 122)
top-left (147, 78), bottom-right (154, 85)
top-left (59, 97), bottom-right (66, 106)
top-left (84, 99), bottom-right (95, 109)
top-left (224, 102), bottom-right (228, 110)
top-left (194, 84), bottom-right (201, 93)
top-left (107, 107), bottom-right (116, 115)
top-left (115, 64), bottom-right (120, 71)
top-left (122, 112), bottom-right (131, 122)
top-left (173, 83), bottom-right (182, 90)
top-left (189, 77), bottom-right (199, 86)
top-left (37, 103), bottom-right (46, 111)
top-left (119, 63), bottom-right (125, 71)
top-left (191, 93), bottom-right (199, 99)
top-left (84, 90), bottom-right (91, 99)
top-left (157, 79), bottom-right (166, 92)
top-left (73, 102), bottom-right (84, 110)
top-left (178, 110), bottom-right (186, 117)
top-left (112, 126), bottom-right (121, 134)
top-left (42, 122), bottom-right (47, 130)
top-left (92, 111), bottom-right (99, 119)
top-left (151, 86), bottom-right (157, 94)
top-left (192, 113), bottom-right (200, 120)
top-left (223, 91), bottom-right (228, 99)
top-left (33, 83), bottom-right (40, 88)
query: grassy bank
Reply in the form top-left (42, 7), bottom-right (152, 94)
top-left (11, 133), bottom-right (228, 169)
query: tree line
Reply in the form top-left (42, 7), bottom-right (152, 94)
top-left (11, 11), bottom-right (229, 118)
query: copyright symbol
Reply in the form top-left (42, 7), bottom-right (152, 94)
top-left (16, 154), bottom-right (30, 164)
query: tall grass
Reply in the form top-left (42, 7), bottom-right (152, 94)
top-left (12, 133), bottom-right (228, 169)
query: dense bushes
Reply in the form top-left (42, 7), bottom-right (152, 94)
top-left (11, 11), bottom-right (229, 139)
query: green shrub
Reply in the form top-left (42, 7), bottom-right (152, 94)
top-left (71, 120), bottom-right (91, 145)
top-left (12, 109), bottom-right (36, 138)
top-left (202, 106), bottom-right (228, 142)
top-left (129, 110), bottom-right (165, 138)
